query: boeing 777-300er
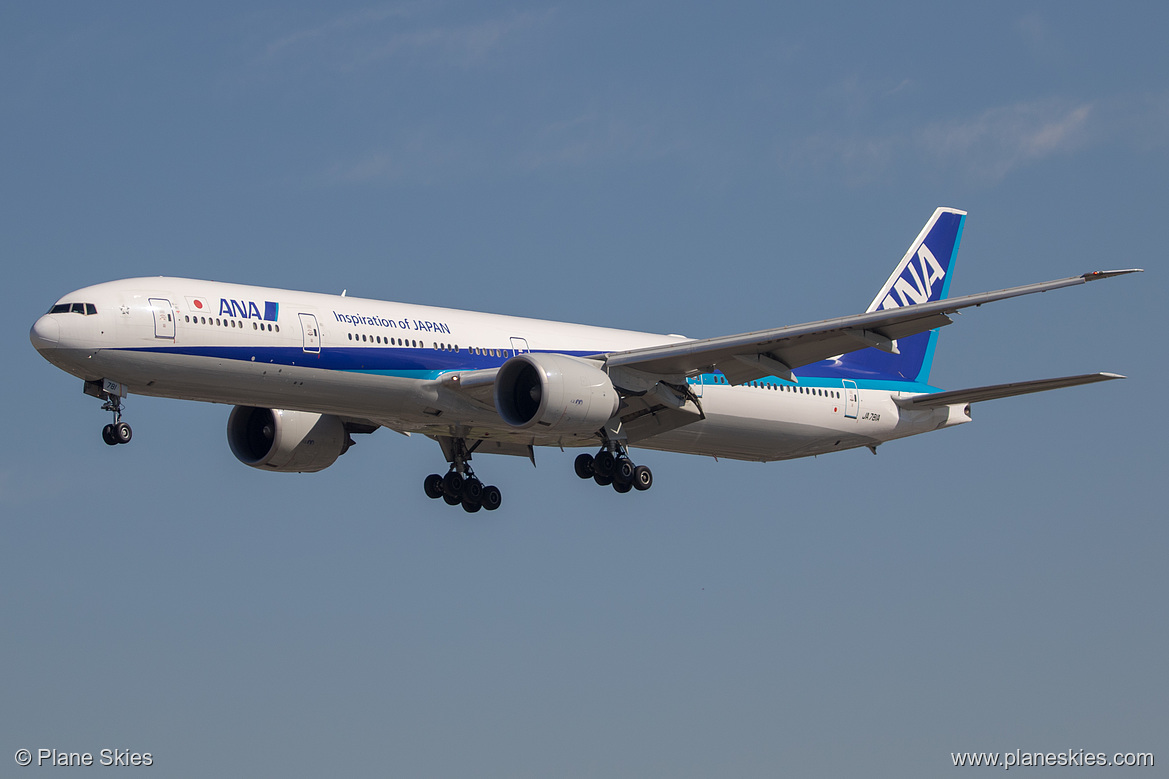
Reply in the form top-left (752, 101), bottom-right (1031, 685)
top-left (30, 208), bottom-right (1139, 512)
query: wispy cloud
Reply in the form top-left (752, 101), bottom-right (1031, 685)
top-left (264, 5), bottom-right (415, 59)
top-left (323, 151), bottom-right (397, 184)
top-left (786, 98), bottom-right (1096, 185)
top-left (307, 108), bottom-right (686, 188)
top-left (315, 139), bottom-right (469, 187)
top-left (920, 100), bottom-right (1093, 181)
top-left (262, 5), bottom-right (553, 70)
top-left (518, 112), bottom-right (687, 171)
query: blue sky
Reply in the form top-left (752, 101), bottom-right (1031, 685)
top-left (2, 3), bottom-right (1166, 777)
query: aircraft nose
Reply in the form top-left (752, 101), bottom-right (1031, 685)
top-left (30, 315), bottom-right (60, 350)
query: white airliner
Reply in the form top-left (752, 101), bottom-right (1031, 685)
top-left (30, 208), bottom-right (1138, 512)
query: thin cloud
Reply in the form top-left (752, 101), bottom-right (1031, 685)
top-left (264, 5), bottom-right (415, 58)
top-left (262, 5), bottom-right (553, 70)
top-left (920, 100), bottom-right (1093, 180)
top-left (309, 110), bottom-right (685, 188)
top-left (785, 98), bottom-right (1096, 185)
top-left (518, 113), bottom-right (686, 171)
top-left (323, 151), bottom-right (397, 184)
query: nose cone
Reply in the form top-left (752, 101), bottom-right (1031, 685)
top-left (30, 315), bottom-right (60, 351)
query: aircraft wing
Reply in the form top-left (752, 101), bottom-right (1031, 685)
top-left (893, 372), bottom-right (1125, 408)
top-left (600, 270), bottom-right (1141, 385)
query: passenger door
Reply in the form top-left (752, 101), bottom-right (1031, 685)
top-left (149, 298), bottom-right (175, 339)
top-left (843, 379), bottom-right (859, 419)
top-left (299, 313), bottom-right (321, 354)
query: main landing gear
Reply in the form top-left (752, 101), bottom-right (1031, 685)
top-left (423, 436), bottom-right (502, 513)
top-left (424, 468), bottom-right (502, 513)
top-left (573, 446), bottom-right (653, 494)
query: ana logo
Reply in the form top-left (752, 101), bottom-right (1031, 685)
top-left (878, 244), bottom-right (946, 310)
top-left (219, 298), bottom-right (280, 321)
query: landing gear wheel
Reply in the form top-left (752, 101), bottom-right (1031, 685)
top-left (632, 465), bottom-right (653, 491)
top-left (442, 471), bottom-right (464, 497)
top-left (442, 492), bottom-right (462, 506)
top-left (574, 453), bottom-right (595, 479)
top-left (594, 451), bottom-right (616, 478)
top-left (593, 472), bottom-right (612, 487)
top-left (481, 486), bottom-right (502, 511)
top-left (462, 500), bottom-right (482, 513)
top-left (462, 478), bottom-right (484, 504)
top-left (112, 422), bottom-right (132, 444)
top-left (102, 424), bottom-right (117, 446)
top-left (614, 458), bottom-right (635, 485)
top-left (424, 473), bottom-right (445, 499)
top-left (613, 480), bottom-right (633, 494)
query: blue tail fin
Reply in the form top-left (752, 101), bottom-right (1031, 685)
top-left (837, 207), bottom-right (966, 386)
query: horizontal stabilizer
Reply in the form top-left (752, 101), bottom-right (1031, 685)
top-left (896, 372), bottom-right (1125, 408)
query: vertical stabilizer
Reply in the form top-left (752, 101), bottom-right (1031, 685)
top-left (838, 207), bottom-right (966, 386)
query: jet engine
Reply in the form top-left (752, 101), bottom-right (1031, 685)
top-left (227, 406), bottom-right (351, 473)
top-left (494, 353), bottom-right (619, 435)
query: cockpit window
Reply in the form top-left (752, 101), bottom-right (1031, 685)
top-left (48, 302), bottom-right (98, 315)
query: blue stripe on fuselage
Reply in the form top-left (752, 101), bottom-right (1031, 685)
top-left (112, 344), bottom-right (565, 378)
top-left (114, 345), bottom-right (941, 395)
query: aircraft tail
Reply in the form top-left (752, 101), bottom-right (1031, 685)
top-left (836, 207), bottom-right (966, 387)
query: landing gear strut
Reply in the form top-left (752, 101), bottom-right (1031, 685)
top-left (424, 436), bottom-right (502, 513)
top-left (573, 445), bottom-right (653, 494)
top-left (97, 387), bottom-right (132, 446)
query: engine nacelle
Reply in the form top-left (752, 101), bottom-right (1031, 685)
top-left (227, 406), bottom-right (349, 473)
top-left (494, 352), bottom-right (619, 435)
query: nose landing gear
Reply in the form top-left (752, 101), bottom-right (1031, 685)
top-left (87, 379), bottom-right (132, 446)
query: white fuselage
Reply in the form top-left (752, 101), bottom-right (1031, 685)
top-left (31, 277), bottom-right (962, 463)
